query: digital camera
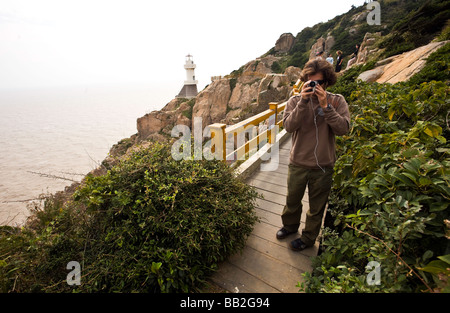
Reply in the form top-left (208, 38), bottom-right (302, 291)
top-left (309, 81), bottom-right (318, 88)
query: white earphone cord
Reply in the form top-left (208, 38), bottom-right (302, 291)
top-left (310, 98), bottom-right (326, 173)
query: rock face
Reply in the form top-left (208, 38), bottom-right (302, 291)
top-left (134, 28), bottom-right (446, 150)
top-left (357, 66), bottom-right (385, 83)
top-left (238, 56), bottom-right (279, 84)
top-left (275, 33), bottom-right (295, 54)
top-left (135, 54), bottom-right (301, 144)
top-left (228, 82), bottom-right (258, 110)
top-left (133, 31), bottom-right (307, 146)
top-left (356, 32), bottom-right (382, 64)
top-left (192, 79), bottom-right (232, 127)
top-left (358, 40), bottom-right (448, 84)
top-left (136, 98), bottom-right (192, 142)
top-left (309, 35), bottom-right (335, 60)
top-left (257, 74), bottom-right (290, 107)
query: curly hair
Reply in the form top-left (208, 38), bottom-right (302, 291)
top-left (300, 58), bottom-right (337, 88)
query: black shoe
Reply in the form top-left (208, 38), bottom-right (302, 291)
top-left (276, 228), bottom-right (296, 240)
top-left (289, 238), bottom-right (308, 251)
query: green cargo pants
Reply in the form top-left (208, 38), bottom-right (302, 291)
top-left (281, 164), bottom-right (333, 247)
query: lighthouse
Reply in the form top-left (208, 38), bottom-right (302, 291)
top-left (176, 54), bottom-right (198, 99)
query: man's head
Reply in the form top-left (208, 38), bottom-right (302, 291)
top-left (300, 59), bottom-right (337, 89)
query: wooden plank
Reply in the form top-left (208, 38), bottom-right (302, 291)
top-left (255, 197), bottom-right (309, 216)
top-left (210, 134), bottom-right (319, 294)
top-left (249, 178), bottom-right (288, 197)
top-left (257, 164), bottom-right (288, 176)
top-left (249, 168), bottom-right (288, 181)
top-left (255, 207), bottom-right (281, 227)
top-left (278, 158), bottom-right (290, 167)
top-left (280, 139), bottom-right (291, 149)
top-left (251, 220), bottom-right (319, 258)
top-left (248, 172), bottom-right (287, 188)
top-left (256, 189), bottom-right (288, 206)
top-left (261, 161), bottom-right (289, 172)
top-left (275, 163), bottom-right (289, 172)
top-left (246, 234), bottom-right (313, 273)
top-left (279, 147), bottom-right (290, 154)
top-left (255, 197), bottom-right (284, 213)
top-left (227, 245), bottom-right (305, 293)
top-left (255, 203), bottom-right (308, 227)
top-left (277, 149), bottom-right (290, 157)
top-left (251, 172), bottom-right (288, 188)
top-left (210, 261), bottom-right (279, 293)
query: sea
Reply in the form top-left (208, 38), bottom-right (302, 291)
top-left (0, 83), bottom-right (175, 226)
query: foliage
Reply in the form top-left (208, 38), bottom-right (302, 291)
top-left (379, 0), bottom-right (450, 58)
top-left (181, 98), bottom-right (196, 120)
top-left (328, 60), bottom-right (376, 99)
top-left (0, 141), bottom-right (259, 292)
top-left (419, 254), bottom-right (450, 292)
top-left (300, 60), bottom-right (450, 292)
top-left (280, 0), bottom-right (431, 69)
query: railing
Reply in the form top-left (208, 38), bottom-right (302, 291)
top-left (207, 101), bottom-right (287, 165)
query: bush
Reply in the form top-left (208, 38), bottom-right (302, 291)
top-left (301, 79), bottom-right (449, 293)
top-left (0, 141), bottom-right (259, 292)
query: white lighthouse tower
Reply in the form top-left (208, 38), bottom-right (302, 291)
top-left (176, 54), bottom-right (198, 99)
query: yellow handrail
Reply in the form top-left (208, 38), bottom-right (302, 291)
top-left (207, 101), bottom-right (287, 163)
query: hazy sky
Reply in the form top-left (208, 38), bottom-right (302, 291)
top-left (0, 0), bottom-right (368, 91)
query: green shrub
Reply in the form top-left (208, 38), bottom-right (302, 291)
top-left (379, 0), bottom-right (450, 58)
top-left (0, 141), bottom-right (259, 292)
top-left (301, 79), bottom-right (449, 293)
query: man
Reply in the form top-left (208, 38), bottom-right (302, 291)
top-left (335, 50), bottom-right (343, 72)
top-left (326, 53), bottom-right (334, 64)
top-left (277, 58), bottom-right (350, 251)
top-left (346, 44), bottom-right (360, 69)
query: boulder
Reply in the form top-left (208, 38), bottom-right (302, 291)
top-left (275, 33), bottom-right (295, 54)
top-left (238, 56), bottom-right (279, 84)
top-left (309, 37), bottom-right (326, 60)
top-left (257, 74), bottom-right (290, 107)
top-left (356, 32), bottom-right (382, 64)
top-left (228, 81), bottom-right (259, 110)
top-left (284, 66), bottom-right (302, 84)
top-left (376, 40), bottom-right (448, 84)
top-left (192, 79), bottom-right (231, 127)
top-left (137, 110), bottom-right (173, 140)
top-left (357, 40), bottom-right (449, 84)
top-left (350, 11), bottom-right (369, 22)
top-left (357, 66), bottom-right (385, 82)
top-left (309, 35), bottom-right (335, 60)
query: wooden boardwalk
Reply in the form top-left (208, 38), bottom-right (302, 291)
top-left (210, 137), bottom-right (319, 293)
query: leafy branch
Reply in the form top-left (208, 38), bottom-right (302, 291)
top-left (345, 223), bottom-right (433, 292)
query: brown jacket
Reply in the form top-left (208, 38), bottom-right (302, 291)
top-left (282, 92), bottom-right (350, 169)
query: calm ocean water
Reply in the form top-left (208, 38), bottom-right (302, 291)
top-left (0, 83), bottom-right (174, 226)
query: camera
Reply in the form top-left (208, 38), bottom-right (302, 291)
top-left (308, 80), bottom-right (324, 88)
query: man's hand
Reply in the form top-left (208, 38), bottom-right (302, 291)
top-left (315, 84), bottom-right (328, 109)
top-left (300, 80), bottom-right (315, 100)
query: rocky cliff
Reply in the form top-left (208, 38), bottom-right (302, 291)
top-left (134, 54), bottom-right (301, 147)
top-left (109, 0), bottom-right (448, 162)
top-left (358, 40), bottom-right (449, 83)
